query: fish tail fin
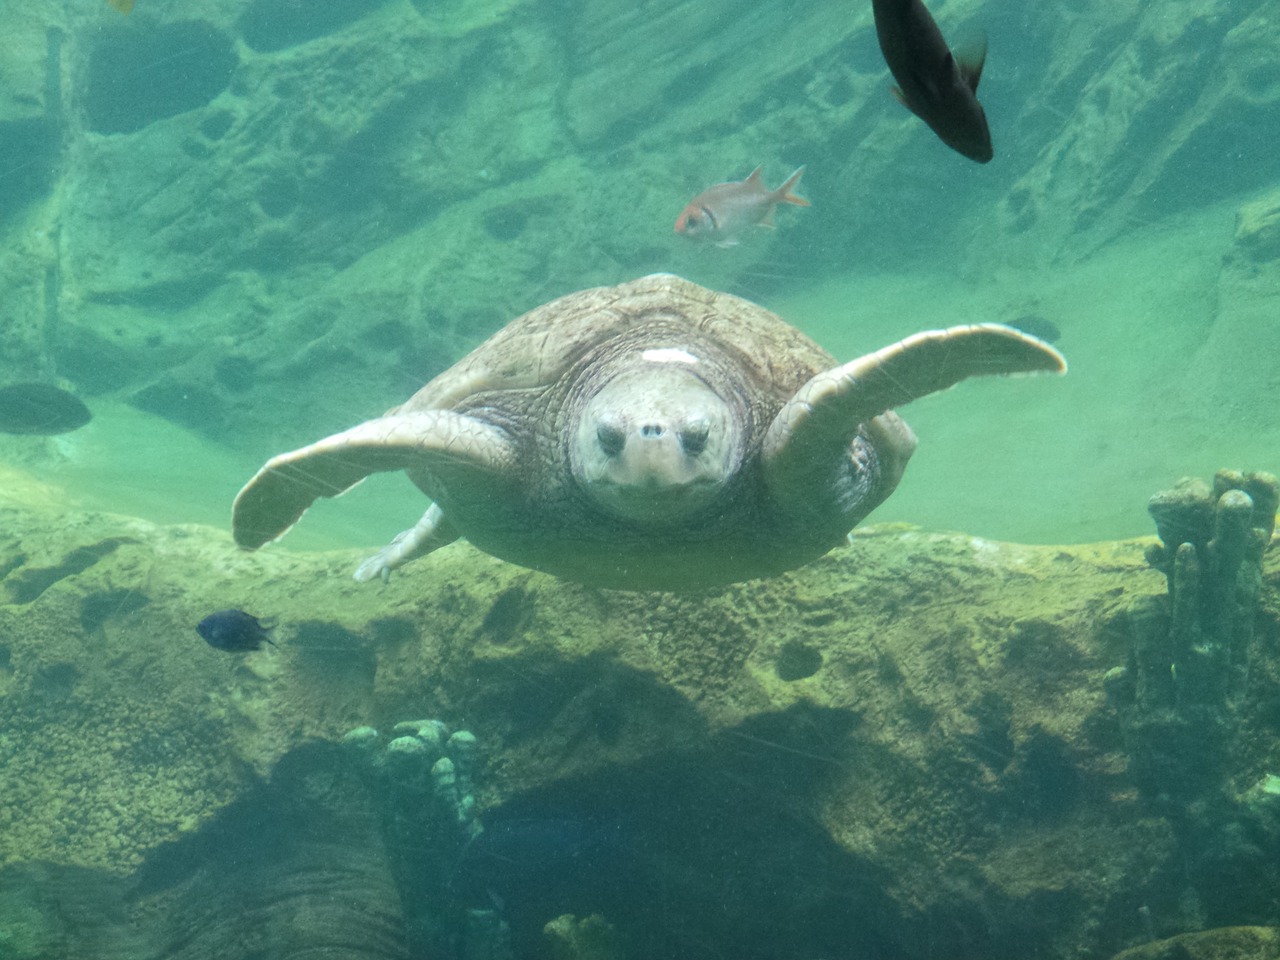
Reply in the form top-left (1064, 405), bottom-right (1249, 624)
top-left (776, 166), bottom-right (810, 207)
top-left (259, 617), bottom-right (280, 645)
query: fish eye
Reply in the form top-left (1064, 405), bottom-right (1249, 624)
top-left (596, 421), bottom-right (626, 457)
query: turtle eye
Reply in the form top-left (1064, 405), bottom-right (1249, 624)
top-left (596, 421), bottom-right (626, 457)
top-left (680, 420), bottom-right (710, 456)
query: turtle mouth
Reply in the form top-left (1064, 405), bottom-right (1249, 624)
top-left (595, 468), bottom-right (721, 503)
top-left (579, 433), bottom-right (728, 524)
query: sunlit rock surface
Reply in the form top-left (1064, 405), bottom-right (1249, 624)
top-left (1110, 926), bottom-right (1280, 960)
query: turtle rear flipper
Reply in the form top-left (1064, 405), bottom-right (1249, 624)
top-left (353, 504), bottom-right (460, 582)
top-left (232, 412), bottom-right (514, 550)
top-left (763, 323), bottom-right (1066, 508)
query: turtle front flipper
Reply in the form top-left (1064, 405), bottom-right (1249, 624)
top-left (763, 323), bottom-right (1066, 519)
top-left (232, 411), bottom-right (515, 550)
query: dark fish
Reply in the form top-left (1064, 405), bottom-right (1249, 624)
top-left (1007, 314), bottom-right (1061, 343)
top-left (0, 383), bottom-right (92, 435)
top-left (872, 0), bottom-right (993, 163)
top-left (197, 610), bottom-right (278, 652)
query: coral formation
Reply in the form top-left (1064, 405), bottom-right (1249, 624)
top-left (1105, 470), bottom-right (1280, 936)
top-left (344, 719), bottom-right (505, 959)
top-left (1110, 470), bottom-right (1276, 799)
top-left (1147, 471), bottom-right (1276, 705)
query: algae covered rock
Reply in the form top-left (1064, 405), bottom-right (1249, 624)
top-left (543, 914), bottom-right (623, 960)
top-left (0, 488), bottom-right (1152, 958)
top-left (1109, 925), bottom-right (1280, 960)
top-left (3, 467), bottom-right (1280, 959)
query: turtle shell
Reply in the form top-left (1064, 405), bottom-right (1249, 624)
top-left (394, 274), bottom-right (835, 417)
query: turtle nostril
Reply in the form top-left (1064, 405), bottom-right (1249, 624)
top-left (640, 423), bottom-right (664, 438)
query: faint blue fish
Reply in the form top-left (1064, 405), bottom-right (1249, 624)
top-left (0, 383), bottom-right (91, 435)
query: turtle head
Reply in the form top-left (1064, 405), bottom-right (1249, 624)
top-left (570, 353), bottom-right (743, 524)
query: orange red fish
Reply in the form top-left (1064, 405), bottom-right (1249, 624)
top-left (674, 166), bottom-right (809, 247)
top-left (107, 0), bottom-right (134, 14)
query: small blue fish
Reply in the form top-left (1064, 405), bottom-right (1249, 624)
top-left (197, 610), bottom-right (278, 651)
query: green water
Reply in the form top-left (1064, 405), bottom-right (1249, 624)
top-left (10, 198), bottom-right (1269, 551)
top-left (786, 201), bottom-right (1266, 544)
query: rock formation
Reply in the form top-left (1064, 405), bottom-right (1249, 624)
top-left (2, 465), bottom-right (1279, 959)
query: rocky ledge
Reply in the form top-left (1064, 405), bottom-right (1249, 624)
top-left (0, 468), bottom-right (1278, 960)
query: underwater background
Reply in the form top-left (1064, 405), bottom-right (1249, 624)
top-left (1, 0), bottom-right (1280, 959)
top-left (1, 0), bottom-right (1277, 546)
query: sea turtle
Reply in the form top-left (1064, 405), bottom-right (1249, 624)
top-left (232, 274), bottom-right (1064, 591)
